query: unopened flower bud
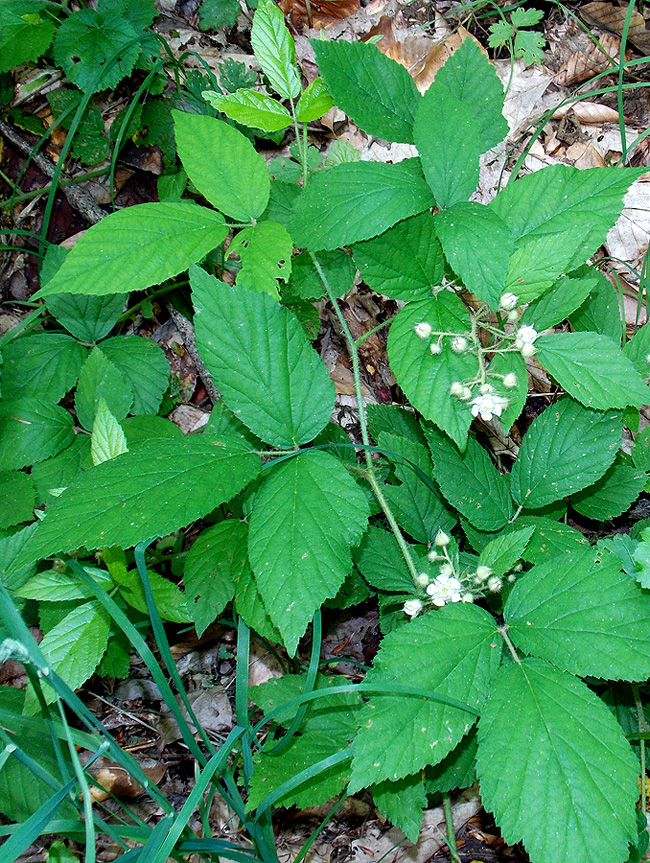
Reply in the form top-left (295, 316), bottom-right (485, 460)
top-left (439, 563), bottom-right (454, 577)
top-left (507, 309), bottom-right (520, 323)
top-left (480, 383), bottom-right (494, 395)
top-left (403, 598), bottom-right (423, 617)
top-left (462, 592), bottom-right (475, 603)
top-left (430, 340), bottom-right (443, 355)
top-left (451, 336), bottom-right (469, 353)
top-left (474, 565), bottom-right (492, 583)
top-left (502, 372), bottom-right (518, 389)
top-left (415, 322), bottom-right (433, 339)
top-left (460, 386), bottom-right (472, 401)
top-left (450, 382), bottom-right (465, 397)
top-left (416, 572), bottom-right (430, 586)
top-left (520, 342), bottom-right (536, 358)
top-left (434, 530), bottom-right (450, 548)
top-left (645, 352), bottom-right (650, 364)
top-left (487, 576), bottom-right (503, 593)
top-left (499, 292), bottom-right (518, 311)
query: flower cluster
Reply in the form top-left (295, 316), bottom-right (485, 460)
top-left (514, 325), bottom-right (538, 357)
top-left (470, 385), bottom-right (508, 422)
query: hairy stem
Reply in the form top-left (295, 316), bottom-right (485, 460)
top-left (442, 792), bottom-right (462, 863)
top-left (498, 625), bottom-right (521, 664)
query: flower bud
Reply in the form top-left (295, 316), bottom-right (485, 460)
top-left (462, 592), bottom-right (475, 603)
top-left (520, 342), bottom-right (536, 358)
top-left (450, 382), bottom-right (465, 397)
top-left (507, 309), bottom-right (520, 323)
top-left (487, 576), bottom-right (503, 593)
top-left (645, 352), bottom-right (650, 364)
top-left (474, 565), bottom-right (492, 583)
top-left (499, 292), bottom-right (518, 311)
top-left (439, 563), bottom-right (454, 577)
top-left (403, 598), bottom-right (423, 617)
top-left (415, 322), bottom-right (433, 339)
top-left (430, 340), bottom-right (443, 355)
top-left (502, 372), bottom-right (518, 389)
top-left (416, 572), bottom-right (430, 586)
top-left (434, 530), bottom-right (450, 548)
top-left (460, 386), bottom-right (473, 401)
top-left (480, 383), bottom-right (494, 395)
top-left (451, 336), bottom-right (469, 353)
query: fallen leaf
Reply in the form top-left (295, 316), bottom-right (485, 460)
top-left (554, 32), bottom-right (626, 86)
top-left (565, 141), bottom-right (607, 168)
top-left (552, 102), bottom-right (619, 124)
top-left (279, 0), bottom-right (359, 29)
top-left (88, 759), bottom-right (166, 803)
top-left (580, 1), bottom-right (650, 54)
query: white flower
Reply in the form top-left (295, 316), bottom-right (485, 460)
top-left (487, 576), bottom-right (503, 593)
top-left (403, 598), bottom-right (423, 617)
top-left (426, 574), bottom-right (463, 607)
top-left (416, 572), bottom-right (430, 586)
top-left (451, 336), bottom-right (469, 353)
top-left (430, 341), bottom-right (443, 355)
top-left (474, 565), bottom-right (492, 584)
top-left (434, 530), bottom-right (450, 548)
top-left (502, 372), bottom-right (518, 389)
top-left (499, 292), bottom-right (519, 311)
top-left (514, 325), bottom-right (538, 350)
top-left (471, 392), bottom-right (508, 422)
top-left (415, 322), bottom-right (433, 339)
top-left (520, 342), bottom-right (536, 358)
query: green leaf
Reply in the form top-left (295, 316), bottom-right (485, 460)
top-left (487, 350), bottom-right (528, 432)
top-left (1, 333), bottom-right (86, 402)
top-left (48, 89), bottom-right (110, 165)
top-left (192, 268), bottom-right (334, 447)
top-left (0, 3), bottom-right (55, 73)
top-left (251, 0), bottom-right (300, 99)
top-left (31, 437), bottom-right (92, 504)
top-left (477, 658), bottom-right (638, 863)
top-left (510, 397), bottom-right (622, 509)
top-left (0, 399), bottom-right (74, 470)
top-left (435, 203), bottom-right (513, 309)
top-left (569, 268), bottom-right (623, 343)
top-left (517, 515), bottom-right (589, 565)
top-left (506, 547), bottom-right (650, 681)
top-left (367, 404), bottom-right (427, 447)
top-left (18, 436), bottom-right (260, 563)
top-left (478, 526), bottom-right (534, 577)
top-left (203, 88), bottom-right (292, 132)
top-left (311, 39), bottom-right (420, 144)
top-left (100, 335), bottom-right (169, 415)
top-left (624, 322), bottom-right (650, 378)
top-left (372, 774), bottom-right (427, 841)
top-left (261, 179), bottom-right (301, 227)
top-left (113, 567), bottom-right (189, 623)
top-left (172, 111), bottom-right (270, 220)
top-left (0, 523), bottom-right (38, 592)
top-left (45, 293), bottom-right (125, 342)
top-left (387, 294), bottom-right (475, 449)
top-left (379, 431), bottom-right (456, 543)
top-left (37, 202), bottom-right (228, 298)
top-left (325, 139), bottom-right (361, 167)
top-left (91, 398), bottom-right (128, 466)
top-left (353, 525), bottom-right (417, 593)
top-left (234, 563), bottom-right (281, 643)
top-left (425, 728), bottom-right (477, 795)
top-left (248, 450), bottom-right (369, 655)
top-left (184, 520), bottom-right (247, 636)
top-left (488, 20), bottom-right (513, 47)
top-left (288, 159), bottom-right (435, 251)
top-left (198, 0), bottom-right (240, 30)
top-left (434, 38), bottom-right (508, 153)
top-left (352, 213), bottom-right (444, 301)
top-left (0, 470), bottom-right (35, 529)
top-left (349, 603), bottom-right (500, 789)
top-left (230, 220), bottom-right (292, 298)
top-left (535, 332), bottom-right (650, 409)
top-left (295, 77), bottom-right (333, 122)
top-left (286, 250), bottom-right (354, 301)
top-left (571, 462), bottom-right (646, 521)
top-left (53, 9), bottom-right (141, 94)
top-left (16, 567), bottom-right (111, 602)
top-left (514, 28), bottom-right (546, 65)
top-left (25, 601), bottom-right (110, 709)
top-left (632, 426), bottom-right (650, 471)
top-left (97, 630), bottom-right (131, 679)
top-left (489, 165), bottom-right (645, 301)
top-left (510, 7), bottom-right (544, 27)
top-left (426, 428), bottom-right (513, 530)
top-left (521, 271), bottom-right (596, 331)
top-left (75, 346), bottom-right (133, 431)
top-left (414, 85), bottom-right (479, 209)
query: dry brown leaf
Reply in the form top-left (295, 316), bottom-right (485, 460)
top-left (278, 0), bottom-right (359, 29)
top-left (565, 141), bottom-right (607, 168)
top-left (88, 760), bottom-right (166, 803)
top-left (554, 32), bottom-right (627, 86)
top-left (580, 1), bottom-right (650, 54)
top-left (551, 102), bottom-right (619, 124)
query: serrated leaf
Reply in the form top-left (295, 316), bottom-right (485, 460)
top-left (353, 212), bottom-right (444, 301)
top-left (571, 462), bottom-right (646, 521)
top-left (286, 250), bottom-right (354, 301)
top-left (53, 9), bottom-right (140, 94)
top-left (521, 271), bottom-right (596, 331)
top-left (477, 658), bottom-right (638, 863)
top-left (569, 267), bottom-right (623, 343)
top-left (172, 111), bottom-right (270, 220)
top-left (506, 547), bottom-right (650, 681)
top-left (0, 398), bottom-right (74, 470)
top-left (16, 568), bottom-right (110, 602)
top-left (435, 203), bottom-right (513, 309)
top-left (424, 728), bottom-right (477, 795)
top-left (488, 20), bottom-right (513, 47)
top-left (414, 85), bottom-right (479, 209)
top-left (288, 159), bottom-right (435, 252)
top-left (75, 347), bottom-right (133, 431)
top-left (203, 88), bottom-right (292, 132)
top-left (0, 3), bottom-right (55, 73)
top-left (514, 28), bottom-right (546, 65)
top-left (371, 774), bottom-right (427, 841)
top-left (510, 7), bottom-right (544, 27)
top-left (91, 399), bottom-right (128, 466)
top-left (0, 333), bottom-right (86, 402)
top-left (387, 294), bottom-right (475, 449)
top-left (367, 404), bottom-right (427, 446)
top-left (624, 322), bottom-right (650, 378)
top-left (478, 526), bottom-right (534, 577)
top-left (510, 397), bottom-right (622, 509)
top-left (17, 436), bottom-right (260, 565)
top-left (295, 77), bottom-right (333, 122)
top-left (311, 39), bottom-right (420, 143)
top-left (230, 220), bottom-right (292, 298)
top-left (113, 567), bottom-right (189, 623)
top-left (234, 563), bottom-right (281, 643)
top-left (0, 523), bottom-right (38, 592)
top-left (48, 89), bottom-right (110, 165)
top-left (248, 450), bottom-right (369, 655)
top-left (379, 431), bottom-right (456, 543)
top-left (0, 470), bottom-right (35, 529)
top-left (31, 437), bottom-right (92, 505)
top-left (184, 520), bottom-right (247, 636)
top-left (192, 267), bottom-right (334, 447)
top-left (37, 202), bottom-right (228, 298)
top-left (425, 428), bottom-right (513, 531)
top-left (45, 293), bottom-right (125, 342)
top-left (353, 525), bottom-right (417, 594)
top-left (517, 515), bottom-right (589, 565)
top-left (632, 425), bottom-right (650, 471)
top-left (25, 601), bottom-right (110, 709)
top-left (261, 179), bottom-right (301, 227)
top-left (349, 603), bottom-right (500, 789)
top-left (251, 0), bottom-right (300, 99)
top-left (489, 165), bottom-right (645, 301)
top-left (536, 331), bottom-right (650, 409)
top-left (198, 0), bottom-right (240, 30)
top-left (100, 335), bottom-right (169, 415)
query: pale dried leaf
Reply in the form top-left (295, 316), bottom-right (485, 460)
top-left (88, 759), bottom-right (165, 802)
top-left (495, 59), bottom-right (555, 138)
top-left (279, 0), bottom-right (359, 29)
top-left (551, 102), bottom-right (619, 124)
top-left (554, 33), bottom-right (624, 86)
top-left (580, 2), bottom-right (650, 54)
top-left (564, 141), bottom-right (607, 168)
top-left (607, 178), bottom-right (650, 271)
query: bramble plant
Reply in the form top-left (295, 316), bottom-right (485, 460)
top-left (2, 2), bottom-right (650, 863)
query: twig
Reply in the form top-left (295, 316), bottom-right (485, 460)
top-left (166, 303), bottom-right (221, 405)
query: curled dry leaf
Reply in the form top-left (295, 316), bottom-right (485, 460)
top-left (565, 141), bottom-right (607, 169)
top-left (88, 759), bottom-right (166, 803)
top-left (552, 102), bottom-right (619, 124)
top-left (278, 0), bottom-right (359, 29)
top-left (554, 32), bottom-right (627, 86)
top-left (580, 1), bottom-right (650, 54)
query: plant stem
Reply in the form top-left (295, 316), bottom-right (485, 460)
top-left (442, 792), bottom-right (462, 863)
top-left (498, 625), bottom-right (521, 664)
top-left (310, 252), bottom-right (420, 587)
top-left (633, 684), bottom-right (648, 812)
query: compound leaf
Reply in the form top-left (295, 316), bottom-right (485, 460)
top-left (45, 293), bottom-right (124, 342)
top-left (74, 346), bottom-right (133, 431)
top-left (100, 335), bottom-right (169, 415)
top-left (0, 399), bottom-right (74, 470)
top-left (1, 333), bottom-right (86, 402)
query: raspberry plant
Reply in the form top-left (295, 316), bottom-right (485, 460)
top-left (2, 3), bottom-right (650, 862)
